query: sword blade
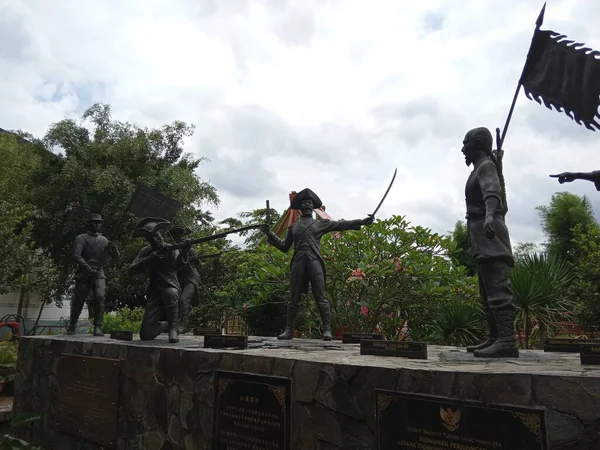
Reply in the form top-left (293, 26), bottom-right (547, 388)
top-left (370, 168), bottom-right (397, 217)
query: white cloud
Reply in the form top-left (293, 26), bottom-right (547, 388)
top-left (2, 0), bottom-right (600, 249)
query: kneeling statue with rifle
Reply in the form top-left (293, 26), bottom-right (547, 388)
top-left (129, 217), bottom-right (266, 343)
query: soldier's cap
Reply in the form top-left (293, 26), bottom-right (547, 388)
top-left (290, 188), bottom-right (322, 210)
top-left (90, 213), bottom-right (103, 222)
top-left (132, 217), bottom-right (172, 239)
top-left (169, 226), bottom-right (192, 241)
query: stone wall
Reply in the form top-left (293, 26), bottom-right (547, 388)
top-left (12, 335), bottom-right (600, 449)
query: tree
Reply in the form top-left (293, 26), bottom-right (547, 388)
top-left (449, 220), bottom-right (475, 276)
top-left (5, 103), bottom-right (220, 310)
top-left (569, 223), bottom-right (600, 328)
top-left (0, 131), bottom-right (68, 315)
top-left (219, 206), bottom-right (282, 248)
top-left (536, 192), bottom-right (596, 262)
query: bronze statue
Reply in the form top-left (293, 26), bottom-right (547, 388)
top-left (128, 218), bottom-right (191, 343)
top-left (67, 214), bottom-right (119, 336)
top-left (169, 226), bottom-right (201, 334)
top-left (260, 189), bottom-right (374, 341)
top-left (550, 171), bottom-right (600, 190)
top-left (461, 127), bottom-right (519, 358)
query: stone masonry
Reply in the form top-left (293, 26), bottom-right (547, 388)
top-left (12, 335), bottom-right (600, 449)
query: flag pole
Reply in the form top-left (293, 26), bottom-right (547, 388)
top-left (497, 2), bottom-right (546, 151)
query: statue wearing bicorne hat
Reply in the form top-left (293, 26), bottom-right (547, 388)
top-left (128, 217), bottom-right (191, 343)
top-left (67, 213), bottom-right (119, 336)
top-left (259, 188), bottom-right (374, 340)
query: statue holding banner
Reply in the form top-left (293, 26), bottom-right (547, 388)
top-left (461, 127), bottom-right (519, 358)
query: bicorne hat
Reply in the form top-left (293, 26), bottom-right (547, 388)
top-left (90, 213), bottom-right (103, 222)
top-left (169, 226), bottom-right (192, 241)
top-left (290, 188), bottom-right (322, 210)
top-left (132, 217), bottom-right (172, 239)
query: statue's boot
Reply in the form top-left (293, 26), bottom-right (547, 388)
top-left (474, 310), bottom-right (519, 358)
top-left (467, 308), bottom-right (497, 352)
top-left (167, 307), bottom-right (180, 344)
top-left (93, 325), bottom-right (104, 337)
top-left (277, 304), bottom-right (298, 340)
top-left (318, 302), bottom-right (333, 341)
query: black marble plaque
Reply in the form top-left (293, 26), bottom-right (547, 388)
top-left (543, 338), bottom-right (600, 352)
top-left (580, 344), bottom-right (600, 364)
top-left (110, 331), bottom-right (133, 341)
top-left (205, 335), bottom-right (248, 349)
top-left (375, 390), bottom-right (548, 450)
top-left (213, 370), bottom-right (291, 450)
top-left (56, 354), bottom-right (122, 448)
top-left (194, 327), bottom-right (222, 336)
top-left (361, 340), bottom-right (427, 359)
top-left (342, 332), bottom-right (386, 344)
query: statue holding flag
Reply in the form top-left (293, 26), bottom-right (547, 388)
top-left (461, 127), bottom-right (519, 358)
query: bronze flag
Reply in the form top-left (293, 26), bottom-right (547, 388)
top-left (521, 27), bottom-right (600, 131)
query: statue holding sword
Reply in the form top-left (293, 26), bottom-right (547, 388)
top-left (259, 170), bottom-right (396, 341)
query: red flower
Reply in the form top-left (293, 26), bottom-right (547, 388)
top-left (360, 306), bottom-right (369, 316)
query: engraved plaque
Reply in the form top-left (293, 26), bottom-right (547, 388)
top-left (580, 344), bottom-right (600, 365)
top-left (194, 327), bottom-right (222, 336)
top-left (543, 338), bottom-right (600, 352)
top-left (205, 335), bottom-right (248, 349)
top-left (110, 330), bottom-right (133, 341)
top-left (342, 332), bottom-right (386, 344)
top-left (376, 390), bottom-right (549, 449)
top-left (56, 354), bottom-right (122, 448)
top-left (213, 370), bottom-right (291, 450)
top-left (361, 340), bottom-right (427, 359)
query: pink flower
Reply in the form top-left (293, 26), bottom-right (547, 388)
top-left (333, 232), bottom-right (342, 239)
top-left (351, 268), bottom-right (366, 279)
top-left (243, 303), bottom-right (247, 309)
top-left (391, 257), bottom-right (403, 272)
top-left (360, 306), bottom-right (369, 316)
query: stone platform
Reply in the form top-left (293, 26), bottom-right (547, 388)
top-left (12, 334), bottom-right (600, 449)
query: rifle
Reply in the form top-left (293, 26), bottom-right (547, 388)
top-left (157, 223), bottom-right (266, 253)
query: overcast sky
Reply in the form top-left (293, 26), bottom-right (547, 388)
top-left (2, 0), bottom-right (600, 248)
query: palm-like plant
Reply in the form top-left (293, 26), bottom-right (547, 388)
top-left (510, 252), bottom-right (576, 349)
top-left (426, 299), bottom-right (486, 347)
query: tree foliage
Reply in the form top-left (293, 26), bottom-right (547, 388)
top-left (536, 192), bottom-right (596, 262)
top-left (212, 216), bottom-right (481, 340)
top-left (449, 220), bottom-right (475, 276)
top-left (2, 103), bottom-right (220, 309)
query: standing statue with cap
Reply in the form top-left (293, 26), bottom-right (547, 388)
top-left (461, 127), bottom-right (519, 358)
top-left (67, 214), bottom-right (119, 336)
top-left (169, 226), bottom-right (201, 334)
top-left (128, 217), bottom-right (191, 343)
top-left (259, 188), bottom-right (375, 340)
